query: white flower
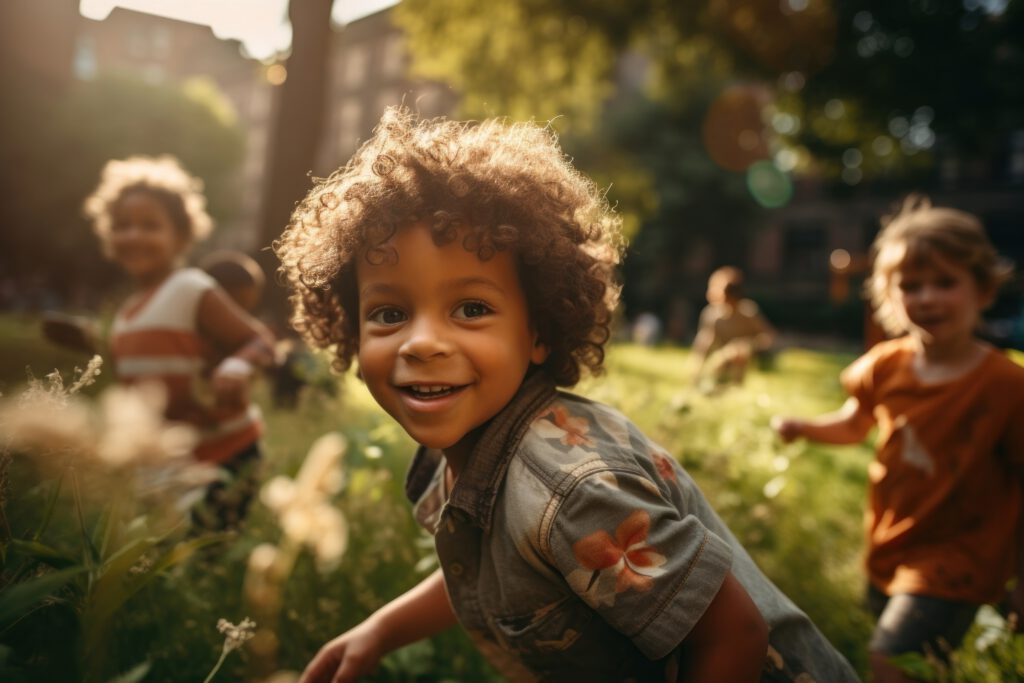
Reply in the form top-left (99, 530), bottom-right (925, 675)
top-left (96, 383), bottom-right (196, 466)
top-left (259, 433), bottom-right (349, 570)
top-left (217, 617), bottom-right (256, 653)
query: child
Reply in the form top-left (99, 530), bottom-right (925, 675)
top-left (198, 248), bottom-right (318, 410)
top-left (773, 196), bottom-right (1024, 682)
top-left (278, 108), bottom-right (858, 683)
top-left (690, 265), bottom-right (775, 389)
top-left (199, 249), bottom-right (267, 314)
top-left (84, 155), bottom-right (275, 529)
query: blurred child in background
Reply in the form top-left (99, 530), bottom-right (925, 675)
top-left (84, 155), bottom-right (275, 530)
top-left (278, 108), bottom-right (858, 683)
top-left (199, 249), bottom-right (266, 314)
top-left (773, 196), bottom-right (1024, 682)
top-left (690, 265), bottom-right (775, 389)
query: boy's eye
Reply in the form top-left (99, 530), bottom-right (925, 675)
top-left (453, 301), bottom-right (492, 320)
top-left (367, 307), bottom-right (407, 325)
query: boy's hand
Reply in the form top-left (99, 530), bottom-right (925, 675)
top-left (300, 621), bottom-right (386, 683)
top-left (770, 415), bottom-right (803, 443)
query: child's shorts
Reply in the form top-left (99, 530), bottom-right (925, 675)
top-left (866, 584), bottom-right (979, 659)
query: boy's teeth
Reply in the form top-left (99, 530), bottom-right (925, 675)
top-left (411, 385), bottom-right (451, 395)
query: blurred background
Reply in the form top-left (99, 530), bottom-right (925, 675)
top-left (1, 0), bottom-right (1022, 349)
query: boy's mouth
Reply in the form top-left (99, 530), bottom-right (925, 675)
top-left (401, 384), bottom-right (465, 400)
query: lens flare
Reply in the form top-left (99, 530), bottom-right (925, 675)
top-left (746, 161), bottom-right (793, 208)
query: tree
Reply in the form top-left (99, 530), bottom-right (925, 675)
top-left (255, 0), bottom-right (334, 323)
top-left (394, 0), bottom-right (1024, 329)
top-left (396, 0), bottom-right (1024, 180)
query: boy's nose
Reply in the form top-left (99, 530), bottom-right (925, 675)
top-left (399, 317), bottom-right (454, 360)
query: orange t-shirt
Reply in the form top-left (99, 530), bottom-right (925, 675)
top-left (841, 336), bottom-right (1024, 603)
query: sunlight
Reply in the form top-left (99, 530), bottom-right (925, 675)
top-left (79, 0), bottom-right (399, 60)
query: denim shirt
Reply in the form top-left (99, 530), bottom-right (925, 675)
top-left (406, 372), bottom-right (858, 682)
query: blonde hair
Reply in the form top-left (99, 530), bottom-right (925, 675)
top-left (84, 155), bottom-right (213, 256)
top-left (707, 266), bottom-right (744, 302)
top-left (275, 107), bottom-right (623, 386)
top-left (867, 194), bottom-right (1012, 335)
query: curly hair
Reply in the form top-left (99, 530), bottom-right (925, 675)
top-left (275, 107), bottom-right (623, 387)
top-left (867, 194), bottom-right (1012, 336)
top-left (83, 155), bottom-right (213, 256)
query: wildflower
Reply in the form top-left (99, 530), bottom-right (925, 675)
top-left (67, 355), bottom-right (103, 395)
top-left (259, 433), bottom-right (349, 571)
top-left (203, 617), bottom-right (257, 683)
top-left (217, 616), bottom-right (256, 654)
top-left (244, 543), bottom-right (282, 613)
top-left (0, 369), bottom-right (212, 514)
top-left (2, 379), bottom-right (196, 468)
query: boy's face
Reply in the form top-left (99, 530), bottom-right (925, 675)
top-left (356, 223), bottom-right (548, 455)
top-left (889, 251), bottom-right (991, 349)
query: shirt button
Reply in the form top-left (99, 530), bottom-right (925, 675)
top-left (449, 563), bottom-right (464, 576)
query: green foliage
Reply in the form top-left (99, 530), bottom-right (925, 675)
top-left (890, 607), bottom-right (1024, 682)
top-left (395, 0), bottom-right (615, 131)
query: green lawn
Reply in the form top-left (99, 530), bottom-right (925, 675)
top-left (4, 313), bottom-right (1017, 681)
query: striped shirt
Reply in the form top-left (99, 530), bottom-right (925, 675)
top-left (110, 268), bottom-right (262, 464)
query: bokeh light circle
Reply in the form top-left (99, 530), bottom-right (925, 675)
top-left (746, 161), bottom-right (793, 208)
top-left (830, 248), bottom-right (851, 271)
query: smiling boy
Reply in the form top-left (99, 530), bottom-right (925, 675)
top-left (277, 108), bottom-right (858, 683)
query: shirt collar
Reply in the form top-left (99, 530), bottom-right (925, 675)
top-left (404, 370), bottom-right (558, 531)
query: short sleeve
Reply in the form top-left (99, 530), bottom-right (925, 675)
top-left (840, 348), bottom-right (879, 412)
top-left (177, 267), bottom-right (217, 292)
top-left (545, 469), bottom-right (733, 660)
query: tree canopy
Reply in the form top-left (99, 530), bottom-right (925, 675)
top-left (396, 0), bottom-right (1023, 179)
top-left (394, 0), bottom-right (1023, 319)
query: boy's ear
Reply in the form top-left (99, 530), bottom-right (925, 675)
top-left (530, 333), bottom-right (550, 365)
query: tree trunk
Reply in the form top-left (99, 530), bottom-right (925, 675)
top-left (256, 0), bottom-right (334, 325)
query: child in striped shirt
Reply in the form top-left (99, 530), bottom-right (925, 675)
top-left (84, 155), bottom-right (274, 529)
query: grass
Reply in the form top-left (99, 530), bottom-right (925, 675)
top-left (7, 314), bottom-right (1017, 681)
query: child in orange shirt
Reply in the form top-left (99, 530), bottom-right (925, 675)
top-left (773, 196), bottom-right (1024, 681)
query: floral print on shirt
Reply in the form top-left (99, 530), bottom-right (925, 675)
top-left (534, 405), bottom-right (594, 448)
top-left (568, 509), bottom-right (667, 607)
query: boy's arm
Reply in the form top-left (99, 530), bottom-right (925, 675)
top-left (300, 568), bottom-right (457, 683)
top-left (676, 571), bottom-right (768, 682)
top-left (773, 396), bottom-right (874, 445)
